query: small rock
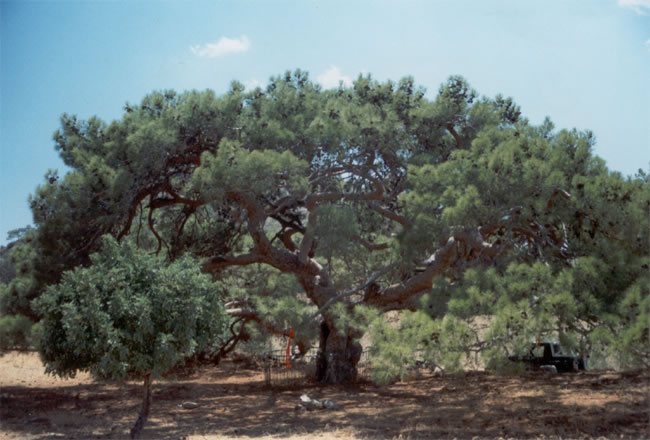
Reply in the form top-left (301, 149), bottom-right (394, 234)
top-left (178, 401), bottom-right (200, 409)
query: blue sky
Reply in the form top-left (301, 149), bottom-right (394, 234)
top-left (1, 0), bottom-right (649, 245)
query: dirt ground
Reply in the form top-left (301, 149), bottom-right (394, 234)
top-left (0, 351), bottom-right (648, 440)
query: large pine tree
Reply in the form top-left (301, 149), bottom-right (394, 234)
top-left (2, 71), bottom-right (647, 381)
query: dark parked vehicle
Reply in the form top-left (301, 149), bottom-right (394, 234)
top-left (508, 341), bottom-right (586, 373)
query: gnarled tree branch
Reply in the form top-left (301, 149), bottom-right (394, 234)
top-left (202, 252), bottom-right (264, 273)
top-left (446, 122), bottom-right (461, 149)
top-left (368, 202), bottom-right (408, 226)
top-left (349, 234), bottom-right (389, 251)
top-left (368, 235), bottom-right (459, 310)
top-left (309, 263), bottom-right (398, 321)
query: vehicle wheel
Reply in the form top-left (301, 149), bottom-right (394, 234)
top-left (540, 365), bottom-right (557, 374)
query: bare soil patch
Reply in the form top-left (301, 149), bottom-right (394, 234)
top-left (1, 351), bottom-right (648, 439)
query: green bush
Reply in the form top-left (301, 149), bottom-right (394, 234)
top-left (0, 314), bottom-right (33, 350)
top-left (33, 235), bottom-right (229, 437)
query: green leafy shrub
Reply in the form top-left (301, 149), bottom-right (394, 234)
top-left (33, 235), bottom-right (229, 438)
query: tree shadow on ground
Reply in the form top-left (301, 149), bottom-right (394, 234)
top-left (1, 368), bottom-right (648, 439)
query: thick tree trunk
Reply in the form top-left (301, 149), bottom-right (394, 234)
top-left (315, 321), bottom-right (362, 384)
top-left (130, 373), bottom-right (152, 439)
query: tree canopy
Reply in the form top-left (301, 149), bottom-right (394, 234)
top-left (1, 70), bottom-right (648, 382)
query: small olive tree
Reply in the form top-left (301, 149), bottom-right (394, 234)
top-left (33, 236), bottom-right (229, 438)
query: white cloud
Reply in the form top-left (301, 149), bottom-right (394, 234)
top-left (191, 36), bottom-right (250, 58)
top-left (617, 0), bottom-right (650, 14)
top-left (317, 66), bottom-right (353, 89)
top-left (646, 38), bottom-right (650, 49)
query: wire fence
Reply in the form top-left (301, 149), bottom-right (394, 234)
top-left (263, 349), bottom-right (372, 386)
top-left (263, 352), bottom-right (316, 386)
